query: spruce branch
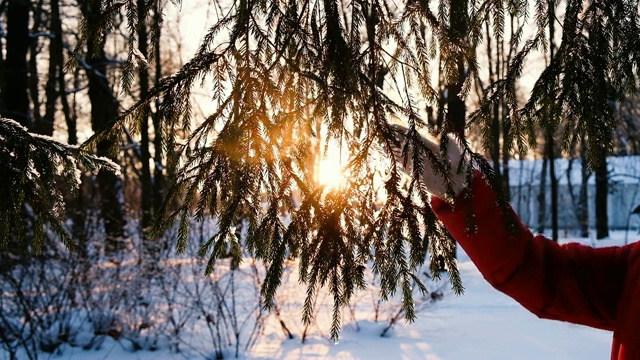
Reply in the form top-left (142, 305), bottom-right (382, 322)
top-left (73, 0), bottom-right (640, 341)
top-left (0, 118), bottom-right (119, 252)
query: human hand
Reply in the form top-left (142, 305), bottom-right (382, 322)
top-left (390, 124), bottom-right (467, 200)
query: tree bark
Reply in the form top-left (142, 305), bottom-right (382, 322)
top-left (138, 0), bottom-right (153, 235)
top-left (152, 0), bottom-right (166, 222)
top-left (547, 0), bottom-right (558, 242)
top-left (595, 149), bottom-right (609, 239)
top-left (81, 0), bottom-right (127, 256)
top-left (446, 0), bottom-right (467, 139)
top-left (537, 157), bottom-right (548, 234)
top-left (501, 116), bottom-right (511, 199)
top-left (547, 132), bottom-right (558, 241)
top-left (3, 0), bottom-right (31, 128)
top-left (62, 64), bottom-right (79, 146)
top-left (39, 0), bottom-right (64, 136)
top-left (43, 0), bottom-right (63, 134)
top-left (138, 0), bottom-right (160, 265)
top-left (446, 0), bottom-right (468, 259)
top-left (579, 139), bottom-right (590, 238)
top-left (28, 0), bottom-right (43, 133)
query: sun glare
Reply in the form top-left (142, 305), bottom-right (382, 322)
top-left (313, 135), bottom-right (397, 203)
top-left (317, 140), bottom-right (347, 190)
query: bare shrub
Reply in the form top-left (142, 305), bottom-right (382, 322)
top-left (1, 214), bottom-right (448, 359)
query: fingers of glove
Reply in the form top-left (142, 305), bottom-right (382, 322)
top-left (389, 124), bottom-right (412, 171)
top-left (388, 124), bottom-right (441, 171)
top-left (387, 126), bottom-right (468, 199)
top-left (441, 135), bottom-right (468, 196)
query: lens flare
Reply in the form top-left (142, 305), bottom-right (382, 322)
top-left (317, 140), bottom-right (347, 189)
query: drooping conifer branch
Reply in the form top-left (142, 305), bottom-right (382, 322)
top-left (76, 0), bottom-right (640, 339)
top-left (0, 118), bottom-right (119, 253)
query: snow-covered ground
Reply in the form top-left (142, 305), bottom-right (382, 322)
top-left (32, 232), bottom-right (633, 360)
top-left (248, 241), bottom-right (614, 360)
top-left (248, 265), bottom-right (611, 360)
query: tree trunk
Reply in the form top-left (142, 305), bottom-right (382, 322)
top-left (48, 0), bottom-right (86, 251)
top-left (490, 107), bottom-right (500, 175)
top-left (28, 0), bottom-right (43, 133)
top-left (595, 150), bottom-right (609, 239)
top-left (152, 0), bottom-right (166, 222)
top-left (483, 14), bottom-right (513, 200)
top-left (138, 0), bottom-right (154, 254)
top-left (3, 0), bottom-right (31, 128)
top-left (446, 0), bottom-right (467, 139)
top-left (446, 0), bottom-right (468, 260)
top-left (537, 157), bottom-right (548, 234)
top-left (432, 55), bottom-right (446, 134)
top-left (579, 140), bottom-right (590, 238)
top-left (500, 12), bottom-right (517, 201)
top-left (81, 1), bottom-right (127, 256)
top-left (63, 64), bottom-right (79, 146)
top-left (39, 0), bottom-right (64, 136)
top-left (547, 0), bottom-right (558, 242)
top-left (489, 20), bottom-right (500, 176)
top-left (501, 115), bottom-right (511, 199)
top-left (547, 132), bottom-right (558, 241)
top-left (138, 12), bottom-right (152, 211)
top-left (0, 4), bottom-right (5, 115)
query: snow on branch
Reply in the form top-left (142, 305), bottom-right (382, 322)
top-left (0, 117), bottom-right (119, 253)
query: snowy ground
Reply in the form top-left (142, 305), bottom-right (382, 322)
top-left (247, 268), bottom-right (611, 360)
top-left (31, 230), bottom-right (634, 360)
top-left (248, 249), bottom-right (612, 360)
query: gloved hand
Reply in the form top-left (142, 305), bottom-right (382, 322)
top-left (390, 124), bottom-right (468, 200)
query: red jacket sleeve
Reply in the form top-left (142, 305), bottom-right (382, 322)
top-left (432, 171), bottom-right (631, 331)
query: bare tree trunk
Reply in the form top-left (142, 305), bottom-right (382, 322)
top-left (595, 148), bottom-right (609, 239)
top-left (490, 21), bottom-right (501, 173)
top-left (40, 0), bottom-right (64, 137)
top-left (501, 119), bottom-right (511, 199)
top-left (446, 0), bottom-right (467, 139)
top-left (3, 0), bottom-right (31, 128)
top-left (28, 0), bottom-right (44, 133)
top-left (152, 0), bottom-right (166, 221)
top-left (547, 133), bottom-right (558, 241)
top-left (479, 11), bottom-right (514, 200)
top-left (446, 0), bottom-right (468, 259)
top-left (501, 13), bottom-right (517, 200)
top-left (430, 55), bottom-right (446, 134)
top-left (62, 65), bottom-right (79, 145)
top-left (595, 83), bottom-right (618, 240)
top-left (81, 0), bottom-right (127, 256)
top-left (0, 3), bottom-right (5, 114)
top-left (46, 0), bottom-right (87, 255)
top-left (579, 139), bottom-right (590, 238)
top-left (537, 157), bottom-right (548, 234)
top-left (137, 0), bottom-right (155, 261)
top-left (547, 0), bottom-right (558, 241)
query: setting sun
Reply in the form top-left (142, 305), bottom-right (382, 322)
top-left (317, 139), bottom-right (347, 189)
